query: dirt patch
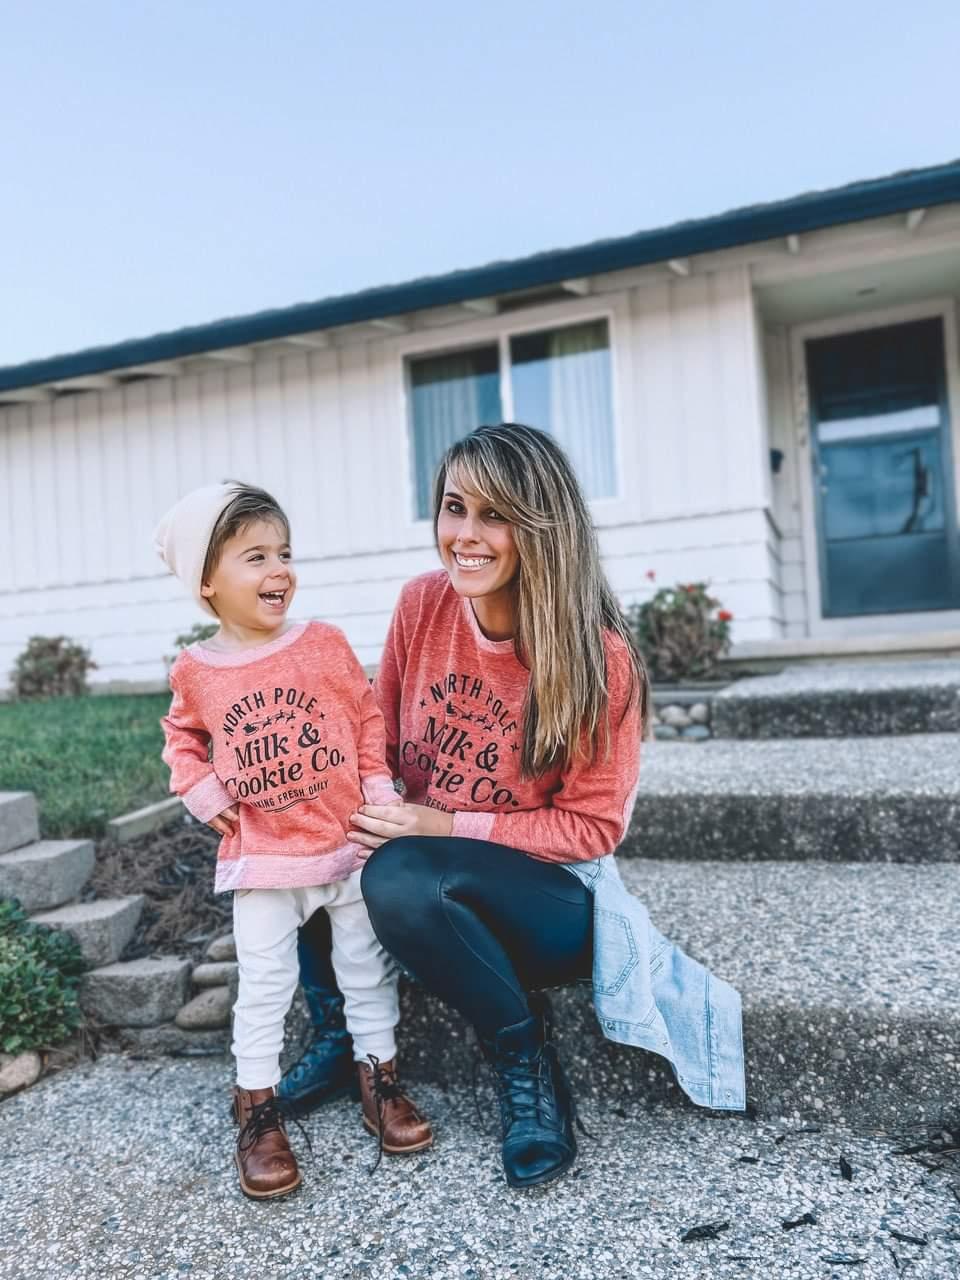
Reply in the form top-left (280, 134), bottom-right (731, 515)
top-left (85, 818), bottom-right (231, 961)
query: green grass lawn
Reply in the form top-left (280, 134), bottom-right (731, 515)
top-left (0, 694), bottom-right (173, 838)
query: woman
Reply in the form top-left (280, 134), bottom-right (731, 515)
top-left (282, 423), bottom-right (745, 1189)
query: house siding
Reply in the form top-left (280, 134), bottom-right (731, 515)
top-left (0, 265), bottom-right (779, 690)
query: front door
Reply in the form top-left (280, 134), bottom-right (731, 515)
top-left (806, 316), bottom-right (960, 616)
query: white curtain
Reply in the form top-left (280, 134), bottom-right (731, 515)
top-left (547, 322), bottom-right (615, 498)
top-left (411, 351), bottom-right (499, 517)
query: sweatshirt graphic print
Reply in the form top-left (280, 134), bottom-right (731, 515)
top-left (162, 621), bottom-right (394, 892)
top-left (374, 572), bottom-right (642, 863)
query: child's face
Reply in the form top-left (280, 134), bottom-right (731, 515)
top-left (200, 519), bottom-right (296, 630)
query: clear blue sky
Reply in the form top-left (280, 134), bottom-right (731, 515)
top-left (2, 0), bottom-right (958, 367)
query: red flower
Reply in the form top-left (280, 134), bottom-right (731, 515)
top-left (718, 610), bottom-right (733, 622)
top-left (685, 584), bottom-right (697, 594)
top-left (645, 570), bottom-right (656, 581)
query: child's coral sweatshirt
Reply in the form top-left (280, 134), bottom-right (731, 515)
top-left (162, 621), bottom-right (395, 892)
top-left (374, 571), bottom-right (642, 862)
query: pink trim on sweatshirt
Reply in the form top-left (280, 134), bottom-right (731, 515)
top-left (451, 810), bottom-right (496, 841)
top-left (214, 842), bottom-right (367, 893)
top-left (182, 774), bottom-right (234, 824)
top-left (190, 621), bottom-right (308, 668)
top-left (461, 597), bottom-right (517, 655)
top-left (361, 773), bottom-right (399, 806)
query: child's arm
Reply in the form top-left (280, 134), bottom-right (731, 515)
top-left (331, 629), bottom-right (399, 807)
top-left (161, 665), bottom-right (237, 831)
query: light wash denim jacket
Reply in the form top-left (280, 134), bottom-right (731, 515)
top-left (564, 855), bottom-right (746, 1112)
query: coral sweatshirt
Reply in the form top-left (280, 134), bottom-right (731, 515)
top-left (374, 571), bottom-right (642, 862)
top-left (161, 621), bottom-right (395, 892)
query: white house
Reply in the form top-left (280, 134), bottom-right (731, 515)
top-left (3, 160), bottom-right (960, 691)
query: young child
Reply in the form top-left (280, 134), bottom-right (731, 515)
top-left (154, 481), bottom-right (431, 1200)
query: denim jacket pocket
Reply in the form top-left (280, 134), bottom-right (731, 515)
top-left (592, 907), bottom-right (639, 996)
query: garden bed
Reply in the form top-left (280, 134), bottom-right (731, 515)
top-left (85, 818), bottom-right (230, 961)
top-left (0, 693), bottom-right (171, 838)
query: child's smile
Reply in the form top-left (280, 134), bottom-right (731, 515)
top-left (201, 518), bottom-right (297, 638)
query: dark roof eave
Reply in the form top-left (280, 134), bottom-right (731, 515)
top-left (3, 160), bottom-right (960, 394)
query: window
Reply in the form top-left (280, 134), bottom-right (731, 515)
top-left (407, 318), bottom-right (615, 518)
top-left (409, 346), bottom-right (502, 519)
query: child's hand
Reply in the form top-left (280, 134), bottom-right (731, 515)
top-left (208, 804), bottom-right (240, 837)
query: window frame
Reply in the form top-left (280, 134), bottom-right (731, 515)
top-left (395, 293), bottom-right (628, 529)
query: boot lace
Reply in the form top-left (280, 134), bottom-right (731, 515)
top-left (478, 1032), bottom-right (591, 1142)
top-left (495, 1049), bottom-right (559, 1133)
top-left (237, 1094), bottom-right (286, 1154)
top-left (365, 1054), bottom-right (406, 1174)
top-left (237, 1093), bottom-right (314, 1160)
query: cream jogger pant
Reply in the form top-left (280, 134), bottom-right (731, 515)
top-left (231, 868), bottom-right (398, 1090)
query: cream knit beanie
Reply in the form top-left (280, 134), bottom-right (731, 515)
top-left (153, 482), bottom-right (239, 617)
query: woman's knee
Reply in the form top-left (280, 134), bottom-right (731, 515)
top-left (360, 836), bottom-right (448, 925)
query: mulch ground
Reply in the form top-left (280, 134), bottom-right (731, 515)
top-left (84, 817), bottom-right (231, 961)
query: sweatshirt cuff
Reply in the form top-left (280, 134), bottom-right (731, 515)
top-left (451, 810), bottom-right (496, 841)
top-left (182, 774), bottom-right (234, 824)
top-left (361, 774), bottom-right (399, 806)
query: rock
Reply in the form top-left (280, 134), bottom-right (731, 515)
top-left (0, 1050), bottom-right (42, 1095)
top-left (192, 961), bottom-right (238, 989)
top-left (681, 725), bottom-right (711, 742)
top-left (175, 986), bottom-right (233, 1030)
top-left (0, 838), bottom-right (95, 913)
top-left (689, 702), bottom-right (711, 724)
top-left (653, 724), bottom-right (680, 741)
top-left (30, 896), bottom-right (144, 968)
top-left (80, 956), bottom-right (191, 1028)
top-left (0, 792), bottom-right (39, 855)
top-left (205, 932), bottom-right (236, 962)
top-left (120, 1024), bottom-right (230, 1056)
top-left (659, 705), bottom-right (692, 729)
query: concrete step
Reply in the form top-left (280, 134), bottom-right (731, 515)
top-left (396, 858), bottom-right (960, 1131)
top-left (80, 956), bottom-right (191, 1028)
top-left (713, 660), bottom-right (960, 739)
top-left (0, 791), bottom-right (39, 855)
top-left (0, 838), bottom-right (95, 912)
top-left (30, 895), bottom-right (145, 968)
top-left (624, 734), bottom-right (960, 863)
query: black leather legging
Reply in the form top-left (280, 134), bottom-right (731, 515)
top-left (356, 835), bottom-right (594, 1037)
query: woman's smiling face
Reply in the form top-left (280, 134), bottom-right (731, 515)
top-left (436, 470), bottom-right (520, 602)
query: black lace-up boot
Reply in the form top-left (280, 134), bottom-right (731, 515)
top-left (481, 1003), bottom-right (577, 1189)
top-left (278, 945), bottom-right (356, 1116)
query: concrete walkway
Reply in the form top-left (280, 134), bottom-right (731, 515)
top-left (3, 1056), bottom-right (958, 1280)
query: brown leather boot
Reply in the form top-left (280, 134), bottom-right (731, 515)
top-left (232, 1086), bottom-right (302, 1199)
top-left (357, 1056), bottom-right (433, 1163)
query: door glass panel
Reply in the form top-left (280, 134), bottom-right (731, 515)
top-left (806, 317), bottom-right (958, 617)
top-left (821, 434), bottom-right (945, 540)
top-left (819, 404), bottom-right (940, 443)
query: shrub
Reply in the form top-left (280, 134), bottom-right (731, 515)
top-left (0, 899), bottom-right (85, 1054)
top-left (12, 635), bottom-right (97, 700)
top-left (164, 622), bottom-right (219, 669)
top-left (628, 578), bottom-right (733, 683)
top-left (173, 622), bottom-right (219, 651)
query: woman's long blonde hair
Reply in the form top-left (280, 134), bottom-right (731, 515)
top-left (433, 423), bottom-right (648, 777)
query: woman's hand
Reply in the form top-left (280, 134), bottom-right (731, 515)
top-left (208, 804), bottom-right (240, 837)
top-left (349, 802), bottom-right (454, 850)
